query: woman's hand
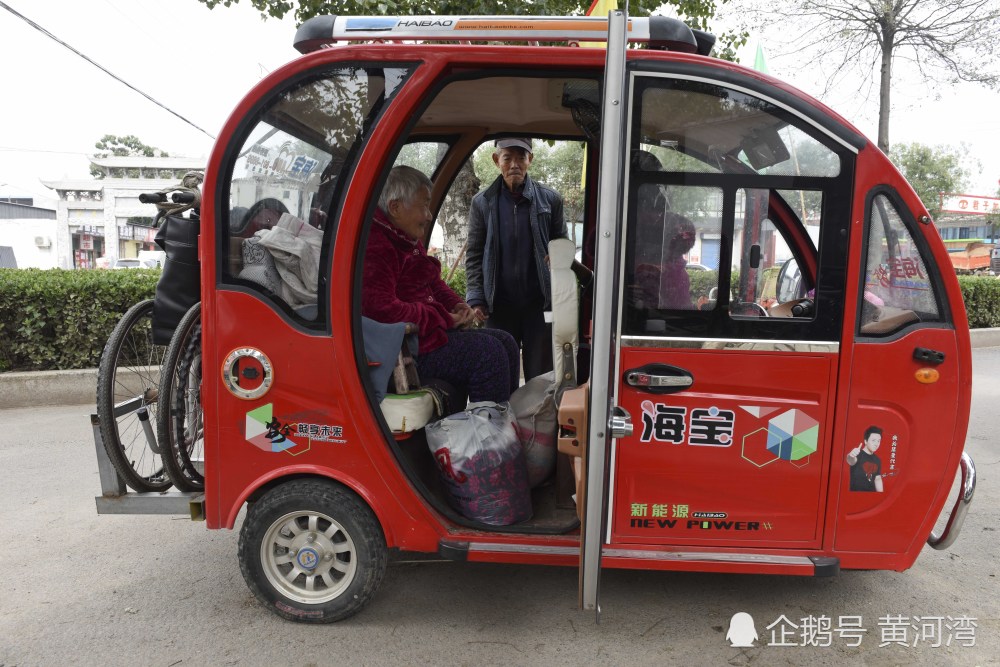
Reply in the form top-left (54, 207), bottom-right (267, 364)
top-left (451, 302), bottom-right (477, 329)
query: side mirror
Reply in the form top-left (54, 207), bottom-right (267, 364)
top-left (776, 257), bottom-right (804, 303)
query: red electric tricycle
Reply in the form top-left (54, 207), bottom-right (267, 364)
top-left (92, 11), bottom-right (976, 623)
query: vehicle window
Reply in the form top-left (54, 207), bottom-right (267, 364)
top-left (730, 189), bottom-right (815, 319)
top-left (638, 81), bottom-right (842, 177)
top-left (625, 183), bottom-right (720, 317)
top-left (859, 193), bottom-right (942, 335)
top-left (393, 141), bottom-right (449, 177)
top-left (224, 65), bottom-right (412, 322)
top-left (471, 139), bottom-right (587, 255)
top-left (429, 138), bottom-right (588, 268)
top-left (623, 75), bottom-right (851, 341)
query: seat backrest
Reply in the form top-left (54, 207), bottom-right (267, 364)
top-left (548, 237), bottom-right (579, 399)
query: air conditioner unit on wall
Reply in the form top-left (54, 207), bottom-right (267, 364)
top-left (34, 236), bottom-right (51, 248)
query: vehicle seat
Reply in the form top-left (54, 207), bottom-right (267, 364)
top-left (548, 237), bottom-right (579, 399)
top-left (549, 237), bottom-right (584, 510)
top-left (362, 317), bottom-right (443, 436)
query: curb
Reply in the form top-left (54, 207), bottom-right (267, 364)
top-left (3, 329), bottom-right (1000, 410)
top-left (0, 368), bottom-right (97, 410)
top-left (969, 327), bottom-right (1000, 349)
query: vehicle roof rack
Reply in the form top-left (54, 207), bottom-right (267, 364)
top-left (293, 15), bottom-right (715, 57)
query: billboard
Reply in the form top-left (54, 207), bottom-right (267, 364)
top-left (940, 194), bottom-right (1000, 216)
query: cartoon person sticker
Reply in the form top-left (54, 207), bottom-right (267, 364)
top-left (847, 425), bottom-right (883, 492)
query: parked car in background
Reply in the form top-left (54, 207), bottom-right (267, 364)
top-left (137, 249), bottom-right (166, 269)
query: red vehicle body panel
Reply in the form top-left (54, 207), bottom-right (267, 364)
top-left (195, 41), bottom-right (971, 575)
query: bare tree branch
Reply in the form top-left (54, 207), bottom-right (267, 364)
top-left (740, 0), bottom-right (1000, 151)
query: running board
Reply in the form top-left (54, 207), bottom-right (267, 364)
top-left (439, 539), bottom-right (838, 576)
top-left (90, 413), bottom-right (205, 519)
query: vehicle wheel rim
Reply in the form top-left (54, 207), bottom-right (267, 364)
top-left (261, 510), bottom-right (358, 605)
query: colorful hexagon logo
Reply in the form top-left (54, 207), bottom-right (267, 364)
top-left (766, 409), bottom-right (819, 461)
top-left (741, 426), bottom-right (780, 468)
top-left (245, 403), bottom-right (310, 456)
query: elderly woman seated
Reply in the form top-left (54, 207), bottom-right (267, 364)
top-left (362, 165), bottom-right (520, 404)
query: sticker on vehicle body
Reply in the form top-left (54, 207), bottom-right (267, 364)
top-left (244, 403), bottom-right (346, 455)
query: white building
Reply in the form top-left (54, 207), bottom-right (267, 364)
top-left (42, 156), bottom-right (205, 269)
top-left (0, 201), bottom-right (58, 269)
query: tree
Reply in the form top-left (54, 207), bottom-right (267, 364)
top-left (196, 0), bottom-right (747, 60)
top-left (762, 0), bottom-right (1000, 153)
top-left (889, 142), bottom-right (970, 218)
top-left (91, 134), bottom-right (169, 179)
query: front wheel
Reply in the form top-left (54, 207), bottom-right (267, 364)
top-left (238, 480), bottom-right (388, 623)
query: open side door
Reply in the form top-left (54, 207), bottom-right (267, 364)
top-left (578, 8), bottom-right (630, 618)
top-left (588, 40), bottom-right (861, 590)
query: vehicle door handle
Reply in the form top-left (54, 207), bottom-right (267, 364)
top-left (609, 406), bottom-right (633, 439)
top-left (624, 363), bottom-right (694, 394)
top-left (913, 347), bottom-right (945, 365)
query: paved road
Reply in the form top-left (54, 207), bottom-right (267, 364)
top-left (1, 350), bottom-right (998, 666)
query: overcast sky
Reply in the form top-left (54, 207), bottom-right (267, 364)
top-left (1, 0), bottom-right (997, 209)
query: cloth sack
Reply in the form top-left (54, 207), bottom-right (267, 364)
top-left (238, 234), bottom-right (282, 294)
top-left (509, 371), bottom-right (558, 488)
top-left (425, 402), bottom-right (532, 526)
top-left (257, 213), bottom-right (322, 307)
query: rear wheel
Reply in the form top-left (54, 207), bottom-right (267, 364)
top-left (238, 479), bottom-right (388, 623)
top-left (96, 299), bottom-right (170, 492)
top-left (157, 303), bottom-right (203, 491)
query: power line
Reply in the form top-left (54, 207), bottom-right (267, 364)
top-left (0, 0), bottom-right (216, 140)
top-left (0, 147), bottom-right (91, 156)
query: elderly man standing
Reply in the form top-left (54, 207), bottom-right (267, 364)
top-left (465, 138), bottom-right (568, 381)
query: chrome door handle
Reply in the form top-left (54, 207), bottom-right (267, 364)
top-left (625, 372), bottom-right (693, 389)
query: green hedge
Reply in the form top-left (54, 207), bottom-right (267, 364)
top-left (443, 266), bottom-right (466, 298)
top-left (0, 268), bottom-right (997, 372)
top-left (0, 268), bottom-right (158, 372)
top-left (957, 276), bottom-right (1000, 328)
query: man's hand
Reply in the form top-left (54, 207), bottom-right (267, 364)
top-left (846, 445), bottom-right (861, 465)
top-left (472, 305), bottom-right (490, 322)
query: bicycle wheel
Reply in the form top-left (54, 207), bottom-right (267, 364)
top-left (96, 299), bottom-right (171, 492)
top-left (157, 303), bottom-right (204, 491)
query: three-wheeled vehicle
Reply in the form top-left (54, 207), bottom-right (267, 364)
top-left (92, 11), bottom-right (976, 623)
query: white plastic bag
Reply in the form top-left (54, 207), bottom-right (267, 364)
top-left (425, 402), bottom-right (532, 525)
top-left (509, 371), bottom-right (558, 488)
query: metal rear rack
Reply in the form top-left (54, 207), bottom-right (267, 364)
top-left (90, 413), bottom-right (205, 519)
top-left (927, 451), bottom-right (976, 550)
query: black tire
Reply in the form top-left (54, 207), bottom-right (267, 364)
top-left (157, 303), bottom-right (203, 491)
top-left (238, 479), bottom-right (388, 623)
top-left (96, 299), bottom-right (171, 492)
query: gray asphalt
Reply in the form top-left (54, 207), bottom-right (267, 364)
top-left (1, 350), bottom-right (998, 666)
